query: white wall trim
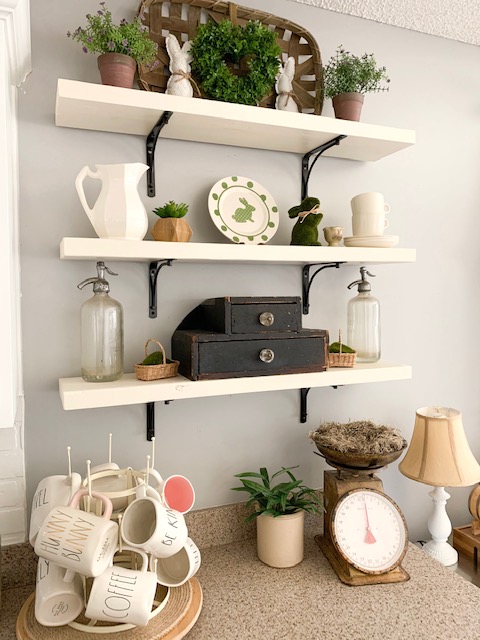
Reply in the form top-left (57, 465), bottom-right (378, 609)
top-left (0, 0), bottom-right (30, 543)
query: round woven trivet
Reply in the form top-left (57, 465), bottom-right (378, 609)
top-left (16, 579), bottom-right (202, 640)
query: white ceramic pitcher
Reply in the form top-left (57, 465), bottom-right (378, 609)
top-left (75, 163), bottom-right (149, 240)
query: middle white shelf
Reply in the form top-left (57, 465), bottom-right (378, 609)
top-left (59, 362), bottom-right (412, 411)
top-left (60, 238), bottom-right (416, 264)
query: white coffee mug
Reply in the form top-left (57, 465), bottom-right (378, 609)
top-left (35, 558), bottom-right (84, 627)
top-left (34, 489), bottom-right (118, 582)
top-left (351, 192), bottom-right (390, 216)
top-left (85, 546), bottom-right (157, 627)
top-left (352, 212), bottom-right (389, 237)
top-left (82, 468), bottom-right (145, 513)
top-left (150, 537), bottom-right (201, 587)
top-left (120, 485), bottom-right (188, 558)
top-left (29, 473), bottom-right (82, 546)
top-left (141, 468), bottom-right (195, 514)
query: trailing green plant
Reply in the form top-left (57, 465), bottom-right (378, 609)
top-left (231, 466), bottom-right (324, 522)
top-left (190, 19), bottom-right (281, 106)
top-left (324, 46), bottom-right (390, 98)
top-left (153, 201), bottom-right (189, 219)
top-left (67, 2), bottom-right (158, 66)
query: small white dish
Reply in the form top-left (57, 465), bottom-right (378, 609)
top-left (344, 235), bottom-right (399, 248)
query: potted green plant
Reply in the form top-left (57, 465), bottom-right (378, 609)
top-left (151, 201), bottom-right (192, 242)
top-left (232, 466), bottom-right (323, 568)
top-left (324, 46), bottom-right (390, 121)
top-left (67, 2), bottom-right (158, 89)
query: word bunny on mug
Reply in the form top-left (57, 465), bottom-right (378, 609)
top-left (165, 34), bottom-right (194, 98)
top-left (275, 57), bottom-right (299, 113)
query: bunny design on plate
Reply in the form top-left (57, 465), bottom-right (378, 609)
top-left (165, 34), bottom-right (195, 98)
top-left (275, 57), bottom-right (299, 113)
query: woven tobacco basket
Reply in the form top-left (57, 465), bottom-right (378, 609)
top-left (134, 338), bottom-right (180, 381)
top-left (137, 0), bottom-right (324, 114)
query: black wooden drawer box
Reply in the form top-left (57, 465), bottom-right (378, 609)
top-left (178, 296), bottom-right (302, 335)
top-left (172, 329), bottom-right (328, 381)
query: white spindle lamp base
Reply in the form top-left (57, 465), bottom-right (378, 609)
top-left (423, 486), bottom-right (458, 567)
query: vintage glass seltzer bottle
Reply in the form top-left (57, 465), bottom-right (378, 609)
top-left (77, 261), bottom-right (124, 382)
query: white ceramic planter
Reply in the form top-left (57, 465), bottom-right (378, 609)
top-left (256, 510), bottom-right (304, 568)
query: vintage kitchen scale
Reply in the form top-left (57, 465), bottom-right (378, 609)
top-left (311, 425), bottom-right (410, 586)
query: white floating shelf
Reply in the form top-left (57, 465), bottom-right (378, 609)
top-left (60, 238), bottom-right (416, 265)
top-left (59, 363), bottom-right (412, 411)
top-left (55, 79), bottom-right (415, 161)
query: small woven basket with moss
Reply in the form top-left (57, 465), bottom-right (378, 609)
top-left (134, 339), bottom-right (179, 381)
top-left (328, 331), bottom-right (357, 368)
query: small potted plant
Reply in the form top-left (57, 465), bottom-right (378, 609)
top-left (232, 466), bottom-right (323, 568)
top-left (67, 2), bottom-right (158, 89)
top-left (151, 200), bottom-right (192, 242)
top-left (324, 45), bottom-right (390, 121)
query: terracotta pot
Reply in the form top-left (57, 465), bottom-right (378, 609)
top-left (256, 511), bottom-right (304, 568)
top-left (97, 53), bottom-right (136, 89)
top-left (151, 218), bottom-right (193, 242)
top-left (332, 92), bottom-right (364, 121)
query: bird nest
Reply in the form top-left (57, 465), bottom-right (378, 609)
top-left (309, 420), bottom-right (407, 469)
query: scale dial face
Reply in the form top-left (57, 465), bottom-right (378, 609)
top-left (332, 488), bottom-right (408, 575)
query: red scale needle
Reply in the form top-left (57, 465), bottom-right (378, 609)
top-left (364, 499), bottom-right (377, 544)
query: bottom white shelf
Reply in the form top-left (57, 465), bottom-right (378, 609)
top-left (59, 362), bottom-right (412, 411)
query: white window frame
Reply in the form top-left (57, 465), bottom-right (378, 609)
top-left (0, 0), bottom-right (30, 430)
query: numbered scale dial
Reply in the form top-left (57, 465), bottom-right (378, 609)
top-left (331, 488), bottom-right (408, 575)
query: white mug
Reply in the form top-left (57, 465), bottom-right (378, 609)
top-left (35, 558), bottom-right (84, 627)
top-left (150, 537), bottom-right (201, 587)
top-left (29, 473), bottom-right (82, 546)
top-left (82, 468), bottom-right (145, 513)
top-left (352, 212), bottom-right (389, 237)
top-left (141, 468), bottom-right (195, 514)
top-left (120, 485), bottom-right (188, 558)
top-left (351, 192), bottom-right (390, 216)
top-left (34, 489), bottom-right (118, 582)
top-left (85, 546), bottom-right (157, 627)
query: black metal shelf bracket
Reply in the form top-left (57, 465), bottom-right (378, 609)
top-left (302, 262), bottom-right (344, 314)
top-left (301, 135), bottom-right (347, 200)
top-left (146, 400), bottom-right (173, 440)
top-left (146, 110), bottom-right (174, 197)
top-left (149, 259), bottom-right (174, 318)
top-left (300, 388), bottom-right (310, 423)
top-left (299, 385), bottom-right (343, 423)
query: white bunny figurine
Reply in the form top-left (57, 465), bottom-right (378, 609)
top-left (165, 34), bottom-right (194, 98)
top-left (275, 56), bottom-right (299, 112)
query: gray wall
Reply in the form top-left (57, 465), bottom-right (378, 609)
top-left (19, 0), bottom-right (480, 543)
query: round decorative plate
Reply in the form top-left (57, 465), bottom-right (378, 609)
top-left (208, 176), bottom-right (279, 244)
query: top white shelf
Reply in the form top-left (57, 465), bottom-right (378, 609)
top-left (55, 79), bottom-right (415, 161)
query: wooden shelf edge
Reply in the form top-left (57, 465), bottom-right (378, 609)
top-left (59, 363), bottom-right (413, 411)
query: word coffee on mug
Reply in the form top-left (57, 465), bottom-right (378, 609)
top-left (85, 547), bottom-right (157, 627)
top-left (350, 192), bottom-right (390, 216)
top-left (34, 490), bottom-right (118, 581)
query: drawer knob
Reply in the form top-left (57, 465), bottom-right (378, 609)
top-left (259, 348), bottom-right (275, 363)
top-left (259, 312), bottom-right (274, 327)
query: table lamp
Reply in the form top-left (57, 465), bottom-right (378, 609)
top-left (399, 406), bottom-right (480, 566)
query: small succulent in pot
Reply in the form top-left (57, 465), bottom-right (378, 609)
top-left (231, 465), bottom-right (324, 523)
top-left (153, 201), bottom-right (189, 219)
top-left (151, 201), bottom-right (192, 242)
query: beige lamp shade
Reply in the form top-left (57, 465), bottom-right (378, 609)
top-left (399, 406), bottom-right (480, 487)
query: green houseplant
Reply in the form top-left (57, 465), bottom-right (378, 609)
top-left (151, 201), bottom-right (192, 242)
top-left (232, 466), bottom-right (323, 567)
top-left (67, 2), bottom-right (158, 88)
top-left (324, 46), bottom-right (390, 121)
